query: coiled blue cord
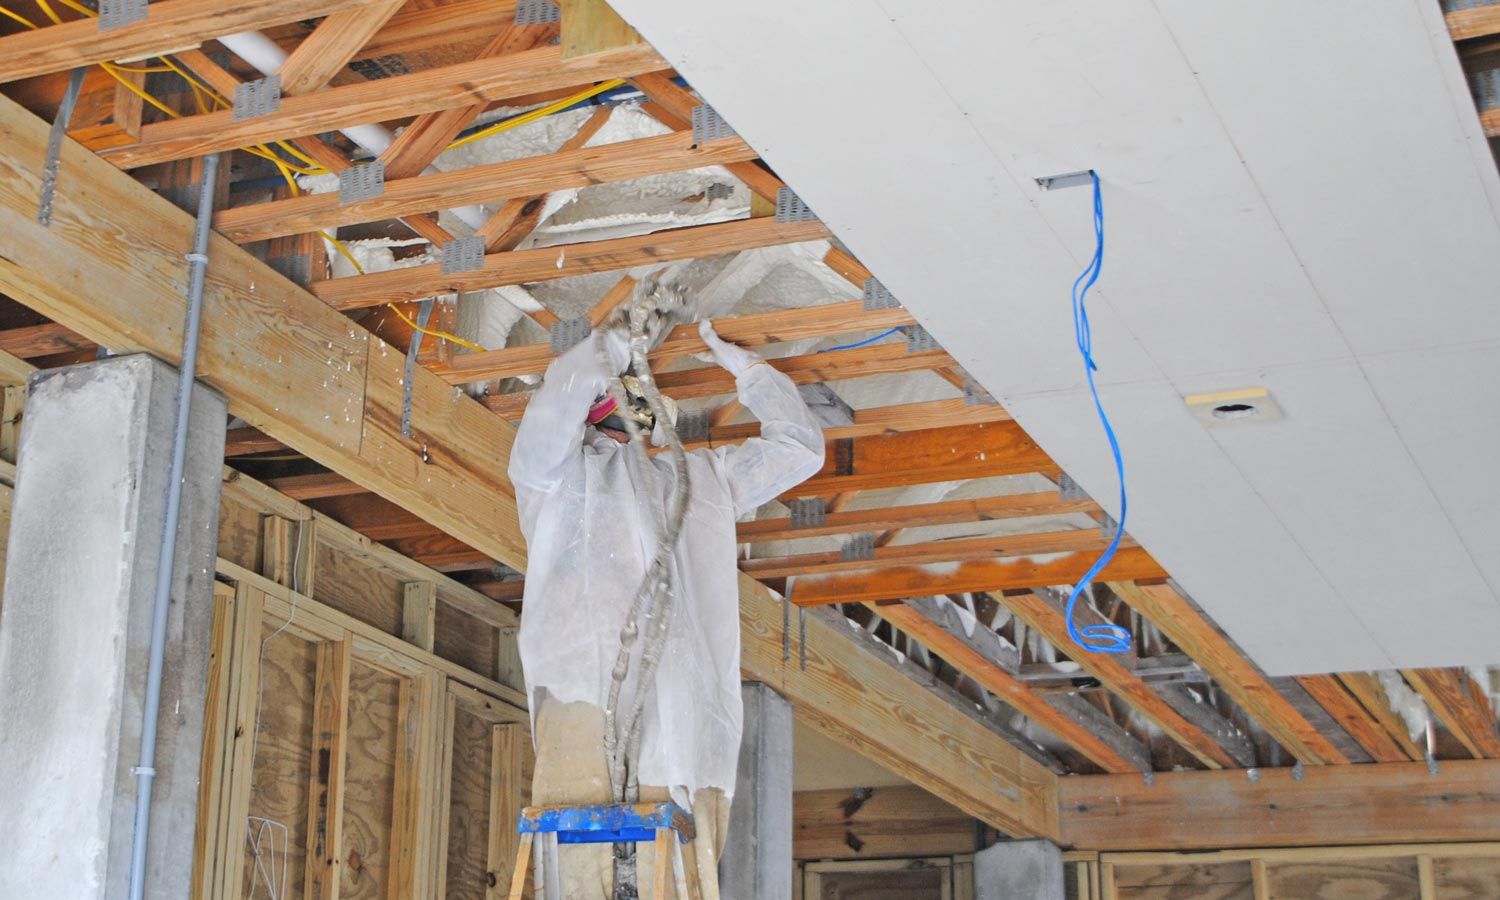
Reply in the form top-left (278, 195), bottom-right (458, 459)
top-left (1064, 172), bottom-right (1133, 654)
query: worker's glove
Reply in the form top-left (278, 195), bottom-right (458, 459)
top-left (699, 320), bottom-right (761, 378)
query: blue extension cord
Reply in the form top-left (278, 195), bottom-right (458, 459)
top-left (1064, 171), bottom-right (1133, 654)
top-left (822, 326), bottom-right (904, 353)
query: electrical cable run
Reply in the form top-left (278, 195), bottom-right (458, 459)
top-left (821, 326), bottom-right (904, 353)
top-left (1063, 171), bottom-right (1133, 654)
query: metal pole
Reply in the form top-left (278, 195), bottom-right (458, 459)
top-left (126, 152), bottom-right (221, 900)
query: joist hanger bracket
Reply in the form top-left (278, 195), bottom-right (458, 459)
top-left (905, 324), bottom-right (938, 354)
top-left (550, 317), bottom-right (592, 353)
top-left (862, 277), bottom-right (901, 312)
top-left (691, 104), bottom-right (736, 146)
top-left (789, 497), bottom-right (826, 528)
top-left (842, 533), bottom-right (875, 561)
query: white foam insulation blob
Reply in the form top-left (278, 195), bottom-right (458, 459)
top-left (607, 0), bottom-right (1500, 673)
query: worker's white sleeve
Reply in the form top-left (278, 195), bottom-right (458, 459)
top-left (507, 333), bottom-right (612, 530)
top-left (714, 362), bottom-right (826, 517)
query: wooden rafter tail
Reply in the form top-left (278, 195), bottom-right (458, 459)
top-left (1333, 671), bottom-right (1425, 762)
top-left (1109, 582), bottom-right (1351, 766)
top-left (1294, 674), bottom-right (1411, 763)
top-left (98, 43), bottom-right (668, 169)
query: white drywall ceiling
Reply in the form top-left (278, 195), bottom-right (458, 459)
top-left (610, 0), bottom-right (1500, 674)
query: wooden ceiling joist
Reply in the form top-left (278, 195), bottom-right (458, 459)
top-left (437, 298), bottom-right (915, 384)
top-left (214, 131), bottom-right (759, 243)
top-left (783, 548), bottom-right (1166, 606)
top-left (1110, 582), bottom-right (1351, 766)
top-left (1403, 668), bottom-right (1500, 760)
top-left (872, 598), bottom-right (1150, 774)
top-left (788, 421), bottom-right (1053, 497)
top-left (1294, 674), bottom-right (1413, 764)
top-left (311, 216), bottom-right (831, 311)
top-left (1446, 5), bottom-right (1500, 41)
top-left (739, 491), bottom-right (1095, 544)
top-left (1334, 671), bottom-right (1425, 762)
top-left (992, 590), bottom-right (1240, 770)
top-left (98, 43), bottom-right (667, 169)
top-left (0, 0), bottom-right (381, 83)
top-left (741, 529), bottom-right (1125, 580)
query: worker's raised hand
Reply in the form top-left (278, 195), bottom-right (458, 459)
top-left (699, 320), bottom-right (762, 378)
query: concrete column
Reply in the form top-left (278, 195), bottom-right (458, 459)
top-left (0, 354), bottom-right (227, 900)
top-left (720, 682), bottom-right (794, 900)
top-left (975, 839), bottom-right (1065, 900)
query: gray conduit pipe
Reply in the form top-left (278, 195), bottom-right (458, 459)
top-left (126, 151), bottom-right (222, 900)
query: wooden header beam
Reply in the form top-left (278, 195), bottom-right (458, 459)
top-left (1060, 759), bottom-right (1500, 850)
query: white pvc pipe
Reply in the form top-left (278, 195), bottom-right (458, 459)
top-left (219, 31), bottom-right (488, 230)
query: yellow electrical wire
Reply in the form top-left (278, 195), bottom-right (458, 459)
top-left (270, 161), bottom-right (488, 353)
top-left (0, 4), bottom-right (35, 27)
top-left (446, 79), bottom-right (625, 152)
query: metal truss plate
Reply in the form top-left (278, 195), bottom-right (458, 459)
top-left (550, 316), bottom-right (592, 353)
top-left (440, 236), bottom-right (486, 275)
top-left (1057, 472), bottom-right (1087, 501)
top-left (268, 253), bottom-right (311, 287)
top-left (1470, 68), bottom-right (1500, 112)
top-left (691, 104), bottom-right (736, 145)
top-left (675, 410), bottom-right (711, 444)
top-left (515, 0), bottom-right (560, 24)
top-left (841, 533), bottom-right (876, 561)
top-left (862, 277), bottom-right (900, 311)
top-left (905, 323), bottom-right (938, 353)
top-left (1100, 512), bottom-right (1120, 542)
top-left (99, 0), bottom-right (147, 30)
top-left (338, 161), bottom-right (385, 205)
top-left (232, 75), bottom-right (281, 121)
top-left (774, 187), bottom-right (817, 223)
top-left (789, 498), bottom-right (826, 529)
top-left (705, 182), bottom-right (734, 201)
top-left (963, 375), bottom-right (997, 406)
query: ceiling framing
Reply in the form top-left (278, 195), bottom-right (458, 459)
top-left (0, 0), bottom-right (1497, 827)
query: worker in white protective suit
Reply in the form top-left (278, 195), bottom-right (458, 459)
top-left (508, 318), bottom-right (825, 899)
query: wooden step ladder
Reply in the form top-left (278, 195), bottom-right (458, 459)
top-left (509, 801), bottom-right (707, 900)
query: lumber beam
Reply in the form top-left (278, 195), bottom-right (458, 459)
top-left (991, 590), bottom-right (1239, 770)
top-left (1110, 582), bottom-right (1350, 766)
top-left (0, 0), bottom-right (381, 83)
top-left (740, 490), bottom-right (1090, 543)
top-left (1335, 672), bottom-right (1425, 762)
top-left (743, 577), bottom-right (1060, 838)
top-left (786, 549), bottom-right (1166, 606)
top-left (1403, 668), bottom-right (1500, 759)
top-left (872, 598), bottom-right (1150, 774)
top-left (1059, 759), bottom-right (1500, 850)
top-left (274, 0), bottom-right (407, 95)
top-left (794, 786), bottom-right (978, 860)
top-left (98, 44), bottom-right (667, 168)
top-left (438, 298), bottom-right (913, 384)
top-left (216, 131), bottom-right (757, 244)
top-left (1295, 674), bottom-right (1411, 763)
top-left (789, 421), bottom-right (1052, 497)
top-left (1447, 5), bottom-right (1500, 41)
top-left (742, 529), bottom-right (1125, 580)
top-left (0, 322), bottom-right (93, 358)
top-left (488, 341), bottom-right (952, 418)
top-left (311, 216), bottom-right (830, 311)
top-left (0, 90), bottom-right (528, 572)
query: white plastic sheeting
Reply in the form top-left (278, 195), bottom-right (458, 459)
top-left (508, 332), bottom-right (824, 798)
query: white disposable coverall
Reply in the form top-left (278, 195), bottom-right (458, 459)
top-left (508, 328), bottom-right (824, 799)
